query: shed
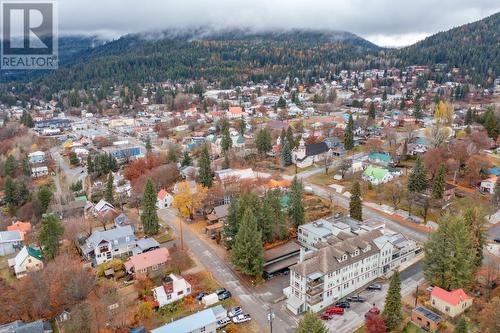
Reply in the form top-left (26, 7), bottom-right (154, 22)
top-left (201, 293), bottom-right (219, 307)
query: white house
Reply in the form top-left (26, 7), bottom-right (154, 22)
top-left (80, 226), bottom-right (137, 266)
top-left (151, 305), bottom-right (227, 333)
top-left (480, 176), bottom-right (497, 194)
top-left (28, 151), bottom-right (46, 164)
top-left (156, 189), bottom-right (173, 209)
top-left (31, 166), bottom-right (49, 178)
top-left (362, 165), bottom-right (395, 185)
top-left (153, 274), bottom-right (192, 307)
top-left (9, 246), bottom-right (43, 278)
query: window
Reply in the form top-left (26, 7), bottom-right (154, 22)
top-left (177, 291), bottom-right (183, 296)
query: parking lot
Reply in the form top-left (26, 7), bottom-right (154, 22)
top-left (323, 269), bottom-right (423, 333)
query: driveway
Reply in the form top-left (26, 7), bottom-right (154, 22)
top-left (158, 208), bottom-right (296, 333)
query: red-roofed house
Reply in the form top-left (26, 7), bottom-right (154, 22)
top-left (430, 287), bottom-right (473, 317)
top-left (227, 106), bottom-right (245, 119)
top-left (156, 189), bottom-right (173, 209)
top-left (124, 247), bottom-right (170, 275)
top-left (7, 221), bottom-right (32, 240)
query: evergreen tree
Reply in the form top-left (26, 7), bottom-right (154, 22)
top-left (483, 107), bottom-right (499, 140)
top-left (408, 157), bottom-right (427, 193)
top-left (222, 154), bottom-right (230, 169)
top-left (38, 186), bottom-right (53, 213)
top-left (239, 117), bottom-right (246, 135)
top-left (277, 96), bottom-right (286, 108)
top-left (432, 164), bottom-right (446, 199)
top-left (16, 181), bottom-right (29, 205)
top-left (454, 317), bottom-right (468, 333)
top-left (87, 154), bottom-right (94, 174)
top-left (108, 154), bottom-right (118, 172)
top-left (3, 176), bottom-right (17, 205)
top-left (256, 127), bottom-right (272, 154)
top-left (141, 179), bottom-right (159, 235)
top-left (281, 141), bottom-right (292, 166)
top-left (463, 207), bottom-right (487, 268)
top-left (382, 90), bottom-right (387, 101)
top-left (344, 114), bottom-right (354, 151)
top-left (414, 99), bottom-right (423, 120)
top-left (230, 208), bottom-right (264, 277)
top-left (38, 214), bottom-right (64, 260)
top-left (4, 155), bottom-right (16, 177)
top-left (145, 137), bottom-right (152, 152)
top-left (221, 125), bottom-right (232, 154)
top-left (349, 181), bottom-right (363, 221)
top-left (368, 102), bottom-right (376, 120)
top-left (286, 126), bottom-right (295, 148)
top-left (288, 176), bottom-right (305, 228)
top-left (423, 214), bottom-right (474, 290)
top-left (22, 156), bottom-right (31, 177)
top-left (464, 108), bottom-right (473, 125)
top-left (69, 151), bottom-right (80, 166)
top-left (296, 312), bottom-right (328, 333)
top-left (105, 173), bottom-right (114, 204)
top-left (224, 199), bottom-right (241, 248)
top-left (198, 145), bottom-right (213, 188)
top-left (382, 271), bottom-right (402, 331)
top-left (181, 151), bottom-right (192, 167)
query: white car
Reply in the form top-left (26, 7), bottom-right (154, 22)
top-left (232, 314), bottom-right (251, 324)
top-left (217, 317), bottom-right (231, 328)
top-left (228, 307), bottom-right (243, 318)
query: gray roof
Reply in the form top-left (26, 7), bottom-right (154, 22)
top-left (82, 226), bottom-right (135, 254)
top-left (0, 320), bottom-right (48, 333)
top-left (136, 238), bottom-right (160, 251)
top-left (0, 230), bottom-right (22, 244)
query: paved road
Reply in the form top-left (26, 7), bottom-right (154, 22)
top-left (158, 208), bottom-right (295, 333)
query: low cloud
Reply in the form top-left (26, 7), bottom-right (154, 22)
top-left (58, 0), bottom-right (500, 46)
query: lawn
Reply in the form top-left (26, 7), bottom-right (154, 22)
top-left (401, 322), bottom-right (428, 333)
top-left (283, 164), bottom-right (315, 176)
top-left (154, 227), bottom-right (173, 244)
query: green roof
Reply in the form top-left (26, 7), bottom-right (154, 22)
top-left (363, 165), bottom-right (389, 180)
top-left (368, 152), bottom-right (391, 162)
top-left (75, 195), bottom-right (87, 201)
top-left (27, 247), bottom-right (43, 261)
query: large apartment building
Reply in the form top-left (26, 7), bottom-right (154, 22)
top-left (285, 227), bottom-right (420, 315)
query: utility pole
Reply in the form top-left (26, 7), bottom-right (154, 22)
top-left (179, 216), bottom-right (184, 250)
top-left (415, 285), bottom-right (419, 307)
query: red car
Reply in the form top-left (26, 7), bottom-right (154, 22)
top-left (320, 313), bottom-right (333, 320)
top-left (324, 306), bottom-right (345, 315)
top-left (364, 307), bottom-right (381, 318)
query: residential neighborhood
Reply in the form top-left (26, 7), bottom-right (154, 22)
top-left (0, 3), bottom-right (499, 333)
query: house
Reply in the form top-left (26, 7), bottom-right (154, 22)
top-left (9, 246), bottom-right (43, 278)
top-left (443, 183), bottom-right (456, 202)
top-left (227, 106), bottom-right (245, 119)
top-left (31, 166), bottom-right (49, 178)
top-left (206, 204), bottom-right (229, 224)
top-left (362, 165), bottom-right (394, 185)
top-left (480, 176), bottom-right (497, 194)
top-left (124, 247), bottom-right (170, 275)
top-left (156, 189), bottom-right (173, 209)
top-left (7, 221), bottom-right (32, 240)
top-left (114, 213), bottom-right (136, 230)
top-left (28, 151), bottom-right (46, 164)
top-left (263, 241), bottom-right (301, 278)
top-left (0, 230), bottom-right (23, 256)
top-left (151, 305), bottom-right (226, 333)
top-left (80, 226), bottom-right (137, 266)
top-left (430, 287), bottom-right (473, 318)
top-left (367, 152), bottom-right (392, 166)
top-left (88, 199), bottom-right (116, 217)
top-left (0, 319), bottom-right (53, 333)
top-left (152, 274), bottom-right (192, 307)
top-left (136, 238), bottom-right (160, 253)
top-left (292, 139), bottom-right (330, 168)
top-left (411, 306), bottom-right (442, 332)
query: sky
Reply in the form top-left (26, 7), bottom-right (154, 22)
top-left (58, 0), bottom-right (500, 47)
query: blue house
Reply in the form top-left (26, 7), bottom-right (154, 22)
top-left (151, 305), bottom-right (226, 333)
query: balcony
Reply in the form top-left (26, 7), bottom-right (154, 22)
top-left (307, 278), bottom-right (324, 288)
top-left (307, 283), bottom-right (324, 296)
top-left (307, 293), bottom-right (323, 306)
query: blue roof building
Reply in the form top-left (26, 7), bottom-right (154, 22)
top-left (151, 305), bottom-right (226, 333)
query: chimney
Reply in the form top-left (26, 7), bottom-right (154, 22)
top-left (299, 248), bottom-right (305, 263)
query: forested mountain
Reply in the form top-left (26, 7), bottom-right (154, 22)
top-left (1, 12), bottom-right (499, 92)
top-left (396, 12), bottom-right (499, 84)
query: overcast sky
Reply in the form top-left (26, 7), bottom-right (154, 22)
top-left (58, 0), bottom-right (500, 47)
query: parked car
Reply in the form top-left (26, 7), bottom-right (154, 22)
top-left (195, 292), bottom-right (208, 301)
top-left (232, 314), bottom-right (251, 323)
top-left (215, 288), bottom-right (227, 296)
top-left (494, 238), bottom-right (500, 243)
top-left (346, 295), bottom-right (366, 302)
top-left (228, 307), bottom-right (243, 318)
top-left (218, 290), bottom-right (232, 300)
top-left (217, 317), bottom-right (231, 328)
top-left (365, 307), bottom-right (381, 318)
top-left (426, 285), bottom-right (434, 292)
top-left (324, 306), bottom-right (344, 315)
top-left (335, 301), bottom-right (350, 309)
top-left (320, 313), bottom-right (334, 320)
top-left (367, 283), bottom-right (382, 291)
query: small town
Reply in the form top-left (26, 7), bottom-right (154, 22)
top-left (0, 2), bottom-right (499, 333)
